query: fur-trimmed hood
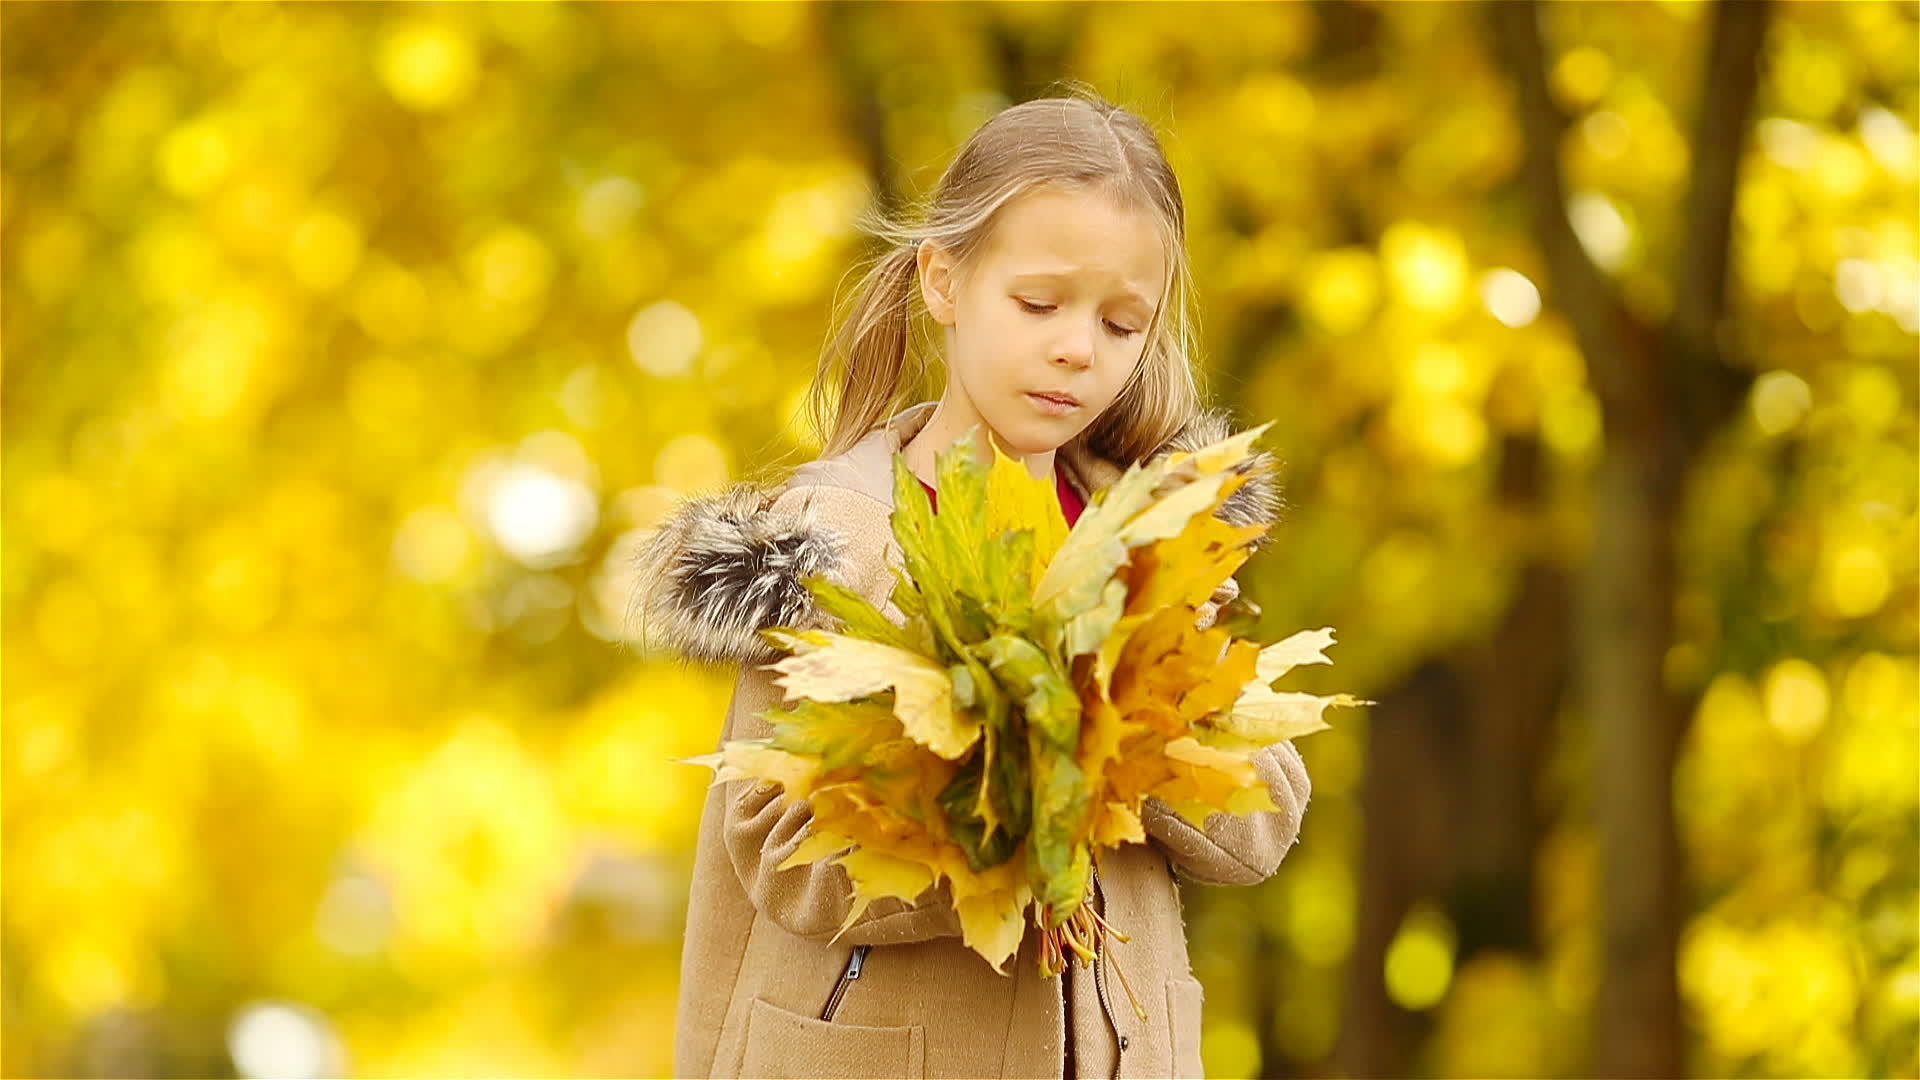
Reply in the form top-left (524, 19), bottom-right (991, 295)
top-left (623, 402), bottom-right (1284, 667)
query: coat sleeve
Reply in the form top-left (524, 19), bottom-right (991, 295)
top-left (1139, 737), bottom-right (1312, 886)
top-left (719, 484), bottom-right (964, 945)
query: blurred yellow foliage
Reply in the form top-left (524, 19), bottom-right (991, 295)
top-left (2, 0), bottom-right (1912, 1076)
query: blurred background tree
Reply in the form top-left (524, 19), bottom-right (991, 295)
top-left (3, 1), bottom-right (1913, 1077)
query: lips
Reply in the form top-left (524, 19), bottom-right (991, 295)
top-left (1029, 391), bottom-right (1081, 407)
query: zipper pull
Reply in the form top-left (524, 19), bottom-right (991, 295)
top-left (847, 943), bottom-right (869, 979)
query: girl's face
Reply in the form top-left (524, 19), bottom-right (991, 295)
top-left (917, 186), bottom-right (1168, 456)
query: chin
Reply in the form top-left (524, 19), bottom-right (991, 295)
top-left (980, 416), bottom-right (1057, 457)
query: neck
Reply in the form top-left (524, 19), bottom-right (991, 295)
top-left (903, 396), bottom-right (1055, 489)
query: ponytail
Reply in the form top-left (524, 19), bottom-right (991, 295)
top-left (804, 240), bottom-right (931, 460)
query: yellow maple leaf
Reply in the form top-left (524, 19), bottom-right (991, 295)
top-left (1032, 422), bottom-right (1272, 626)
top-left (1089, 800), bottom-right (1146, 846)
top-left (1152, 781), bottom-right (1281, 830)
top-left (1254, 626), bottom-right (1340, 684)
top-left (1123, 497), bottom-right (1265, 615)
top-left (763, 628), bottom-right (981, 760)
top-left (983, 434), bottom-right (1070, 578)
top-left (1162, 734), bottom-right (1257, 783)
top-left (1107, 606), bottom-right (1241, 728)
top-left (1102, 730), bottom-right (1174, 807)
top-left (676, 742), bottom-right (822, 798)
top-left (828, 847), bottom-right (940, 943)
top-left (948, 857), bottom-right (1032, 975)
top-left (776, 826), bottom-right (857, 872)
top-left (1075, 687), bottom-right (1130, 795)
top-left (1178, 637), bottom-right (1260, 724)
top-left (1210, 685), bottom-right (1373, 745)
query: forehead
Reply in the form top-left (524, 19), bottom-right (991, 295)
top-left (978, 187), bottom-right (1167, 306)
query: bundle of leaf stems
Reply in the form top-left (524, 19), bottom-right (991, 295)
top-left (1038, 900), bottom-right (1149, 1021)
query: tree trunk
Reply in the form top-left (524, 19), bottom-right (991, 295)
top-left (1486, 1), bottom-right (1773, 1073)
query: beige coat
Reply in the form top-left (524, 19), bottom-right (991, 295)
top-left (634, 401), bottom-right (1311, 1079)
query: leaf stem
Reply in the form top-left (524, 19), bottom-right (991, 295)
top-left (1084, 900), bottom-right (1131, 944)
top-left (1101, 929), bottom-right (1149, 1022)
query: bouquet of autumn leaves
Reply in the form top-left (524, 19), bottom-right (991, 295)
top-left (678, 421), bottom-right (1367, 993)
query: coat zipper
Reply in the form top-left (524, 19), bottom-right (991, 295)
top-left (1089, 860), bottom-right (1126, 1076)
top-left (820, 943), bottom-right (870, 1021)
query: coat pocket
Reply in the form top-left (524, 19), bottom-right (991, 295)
top-left (1165, 975), bottom-right (1207, 1079)
top-left (739, 996), bottom-right (926, 1079)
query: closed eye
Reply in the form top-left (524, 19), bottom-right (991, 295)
top-left (1015, 298), bottom-right (1139, 338)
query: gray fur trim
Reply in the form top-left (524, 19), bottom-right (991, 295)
top-left (623, 482), bottom-right (851, 667)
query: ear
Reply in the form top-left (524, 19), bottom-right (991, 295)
top-left (916, 238), bottom-right (959, 326)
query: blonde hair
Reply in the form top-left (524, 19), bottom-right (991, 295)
top-left (801, 81), bottom-right (1208, 467)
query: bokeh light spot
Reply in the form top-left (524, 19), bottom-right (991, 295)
top-left (626, 300), bottom-right (703, 377)
top-left (378, 21), bottom-right (478, 112)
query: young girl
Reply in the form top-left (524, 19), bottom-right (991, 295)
top-left (631, 88), bottom-right (1310, 1080)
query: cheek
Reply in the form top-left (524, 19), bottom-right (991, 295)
top-left (955, 298), bottom-right (1015, 351)
top-left (962, 310), bottom-right (1029, 374)
top-left (1096, 343), bottom-right (1144, 399)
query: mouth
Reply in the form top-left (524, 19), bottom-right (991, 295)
top-left (1027, 391), bottom-right (1082, 408)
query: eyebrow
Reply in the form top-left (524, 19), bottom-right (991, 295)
top-left (1008, 271), bottom-right (1157, 309)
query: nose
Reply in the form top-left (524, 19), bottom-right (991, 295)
top-left (1052, 319), bottom-right (1095, 369)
